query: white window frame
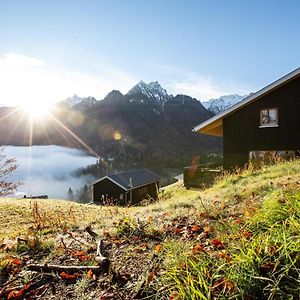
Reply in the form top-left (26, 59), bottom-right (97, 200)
top-left (259, 107), bottom-right (279, 128)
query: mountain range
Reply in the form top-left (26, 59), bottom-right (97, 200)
top-left (0, 81), bottom-right (244, 178)
top-left (65, 82), bottom-right (246, 114)
top-left (202, 94), bottom-right (247, 114)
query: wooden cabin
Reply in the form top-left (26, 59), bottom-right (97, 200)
top-left (194, 68), bottom-right (300, 170)
top-left (92, 169), bottom-right (161, 206)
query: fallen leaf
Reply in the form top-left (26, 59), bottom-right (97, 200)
top-left (59, 272), bottom-right (81, 280)
top-left (191, 225), bottom-right (201, 233)
top-left (174, 227), bottom-right (183, 235)
top-left (86, 269), bottom-right (93, 279)
top-left (78, 255), bottom-right (89, 262)
top-left (155, 244), bottom-right (162, 253)
top-left (217, 251), bottom-right (231, 261)
top-left (72, 251), bottom-right (85, 257)
top-left (179, 261), bottom-right (185, 269)
top-left (243, 231), bottom-right (253, 239)
top-left (199, 212), bottom-right (207, 218)
top-left (148, 271), bottom-right (156, 282)
top-left (7, 282), bottom-right (31, 300)
top-left (169, 291), bottom-right (179, 300)
top-left (235, 218), bottom-right (243, 224)
top-left (211, 239), bottom-right (223, 249)
top-left (11, 258), bottom-right (22, 266)
top-left (192, 243), bottom-right (203, 254)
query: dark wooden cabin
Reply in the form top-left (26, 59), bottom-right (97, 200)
top-left (92, 169), bottom-right (161, 206)
top-left (194, 68), bottom-right (300, 170)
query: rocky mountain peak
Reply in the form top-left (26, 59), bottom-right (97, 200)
top-left (104, 90), bottom-right (123, 101)
top-left (64, 94), bottom-right (83, 107)
top-left (127, 80), bottom-right (170, 103)
top-left (64, 94), bottom-right (97, 109)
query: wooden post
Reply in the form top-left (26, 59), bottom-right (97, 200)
top-left (129, 178), bottom-right (133, 206)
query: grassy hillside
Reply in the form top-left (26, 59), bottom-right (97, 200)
top-left (1, 160), bottom-right (300, 299)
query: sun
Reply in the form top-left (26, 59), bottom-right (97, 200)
top-left (21, 101), bottom-right (53, 121)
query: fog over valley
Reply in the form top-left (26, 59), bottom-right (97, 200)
top-left (4, 145), bottom-right (97, 199)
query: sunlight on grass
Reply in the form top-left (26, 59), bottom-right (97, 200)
top-left (0, 159), bottom-right (300, 298)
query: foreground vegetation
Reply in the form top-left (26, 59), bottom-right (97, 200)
top-left (1, 160), bottom-right (300, 299)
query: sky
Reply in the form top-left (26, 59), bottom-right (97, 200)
top-left (0, 0), bottom-right (300, 106)
top-left (5, 145), bottom-right (96, 199)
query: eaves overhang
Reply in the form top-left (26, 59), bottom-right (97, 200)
top-left (193, 67), bottom-right (300, 137)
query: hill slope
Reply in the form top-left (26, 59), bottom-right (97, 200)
top-left (1, 160), bottom-right (300, 299)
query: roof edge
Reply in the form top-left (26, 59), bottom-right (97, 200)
top-left (194, 67), bottom-right (300, 134)
top-left (90, 168), bottom-right (161, 190)
top-left (91, 175), bottom-right (128, 191)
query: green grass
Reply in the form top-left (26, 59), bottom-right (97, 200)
top-left (1, 159), bottom-right (300, 299)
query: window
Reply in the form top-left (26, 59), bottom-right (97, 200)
top-left (260, 108), bottom-right (278, 127)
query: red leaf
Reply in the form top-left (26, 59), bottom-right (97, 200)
top-left (191, 225), bottom-right (201, 233)
top-left (7, 282), bottom-right (31, 300)
top-left (59, 272), bottom-right (81, 280)
top-left (78, 255), bottom-right (89, 262)
top-left (211, 239), bottom-right (223, 249)
top-left (11, 258), bottom-right (23, 266)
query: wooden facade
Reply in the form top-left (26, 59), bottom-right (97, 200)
top-left (92, 169), bottom-right (160, 206)
top-left (194, 68), bottom-right (300, 170)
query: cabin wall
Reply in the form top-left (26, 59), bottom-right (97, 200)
top-left (93, 178), bottom-right (126, 204)
top-left (223, 75), bottom-right (300, 169)
top-left (130, 182), bottom-right (159, 204)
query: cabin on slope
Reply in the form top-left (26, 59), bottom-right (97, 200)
top-left (194, 68), bottom-right (300, 170)
top-left (92, 169), bottom-right (161, 206)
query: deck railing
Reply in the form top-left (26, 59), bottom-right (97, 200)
top-left (183, 163), bottom-right (223, 189)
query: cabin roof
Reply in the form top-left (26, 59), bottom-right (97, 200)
top-left (193, 67), bottom-right (300, 137)
top-left (92, 169), bottom-right (161, 191)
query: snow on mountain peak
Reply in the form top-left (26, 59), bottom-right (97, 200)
top-left (64, 94), bottom-right (97, 108)
top-left (127, 81), bottom-right (170, 102)
top-left (202, 94), bottom-right (247, 114)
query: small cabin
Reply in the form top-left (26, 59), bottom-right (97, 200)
top-left (194, 68), bottom-right (300, 170)
top-left (92, 169), bottom-right (161, 206)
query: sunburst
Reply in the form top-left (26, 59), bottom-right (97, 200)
top-left (20, 101), bottom-right (53, 121)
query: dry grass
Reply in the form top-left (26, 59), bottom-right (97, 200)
top-left (1, 159), bottom-right (300, 241)
top-left (0, 159), bottom-right (300, 299)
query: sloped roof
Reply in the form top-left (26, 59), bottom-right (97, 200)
top-left (193, 67), bottom-right (300, 137)
top-left (92, 169), bottom-right (161, 191)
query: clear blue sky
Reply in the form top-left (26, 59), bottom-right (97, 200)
top-left (0, 0), bottom-right (300, 105)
